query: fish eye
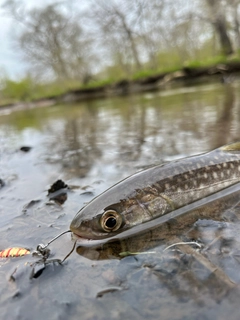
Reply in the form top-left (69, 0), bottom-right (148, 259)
top-left (100, 210), bottom-right (122, 232)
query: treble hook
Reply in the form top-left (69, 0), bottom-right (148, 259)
top-left (30, 230), bottom-right (75, 278)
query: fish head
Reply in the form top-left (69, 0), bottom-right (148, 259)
top-left (70, 201), bottom-right (127, 240)
top-left (70, 171), bottom-right (152, 239)
top-left (70, 181), bottom-right (146, 239)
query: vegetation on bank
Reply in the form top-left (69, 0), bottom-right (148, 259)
top-left (1, 0), bottom-right (240, 105)
top-left (1, 53), bottom-right (240, 106)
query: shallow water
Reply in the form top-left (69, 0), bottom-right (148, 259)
top-left (1, 81), bottom-right (240, 319)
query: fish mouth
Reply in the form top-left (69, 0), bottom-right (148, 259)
top-left (70, 226), bottom-right (113, 241)
top-left (71, 231), bottom-right (90, 241)
top-left (70, 221), bottom-right (90, 240)
top-left (70, 219), bottom-right (105, 240)
top-left (71, 226), bottom-right (99, 241)
top-left (71, 231), bottom-right (110, 247)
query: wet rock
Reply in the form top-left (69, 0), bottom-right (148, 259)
top-left (80, 185), bottom-right (92, 190)
top-left (67, 185), bottom-right (81, 190)
top-left (49, 192), bottom-right (67, 205)
top-left (30, 263), bottom-right (46, 279)
top-left (47, 180), bottom-right (69, 205)
top-left (80, 191), bottom-right (94, 196)
top-left (24, 199), bottom-right (41, 208)
top-left (20, 146), bottom-right (32, 152)
top-left (0, 179), bottom-right (5, 188)
top-left (22, 199), bottom-right (41, 213)
top-left (12, 291), bottom-right (21, 298)
top-left (30, 259), bottom-right (63, 279)
top-left (96, 287), bottom-right (123, 298)
top-left (48, 180), bottom-right (68, 194)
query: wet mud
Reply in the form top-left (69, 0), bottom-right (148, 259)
top-left (1, 82), bottom-right (240, 319)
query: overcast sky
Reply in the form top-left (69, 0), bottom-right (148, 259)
top-left (0, 2), bottom-right (24, 79)
top-left (0, 0), bottom-right (69, 79)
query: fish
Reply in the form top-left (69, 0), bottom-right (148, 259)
top-left (70, 142), bottom-right (240, 240)
top-left (76, 184), bottom-right (240, 260)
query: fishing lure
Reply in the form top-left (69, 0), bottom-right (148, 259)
top-left (0, 247), bottom-right (30, 258)
top-left (0, 230), bottom-right (71, 263)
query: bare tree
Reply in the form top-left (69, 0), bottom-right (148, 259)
top-left (2, 0), bottom-right (240, 85)
top-left (88, 0), bottom-right (214, 75)
top-left (3, 1), bottom-right (95, 83)
top-left (90, 0), bottom-right (144, 74)
top-left (206, 0), bottom-right (233, 55)
top-left (186, 0), bottom-right (234, 56)
top-left (134, 0), bottom-right (167, 70)
top-left (224, 0), bottom-right (240, 50)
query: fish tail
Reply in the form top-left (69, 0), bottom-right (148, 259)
top-left (220, 142), bottom-right (240, 152)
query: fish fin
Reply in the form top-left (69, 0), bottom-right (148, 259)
top-left (220, 142), bottom-right (240, 152)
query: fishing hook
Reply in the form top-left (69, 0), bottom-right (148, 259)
top-left (35, 230), bottom-right (71, 256)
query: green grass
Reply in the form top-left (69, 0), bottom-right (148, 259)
top-left (1, 54), bottom-right (240, 105)
top-left (184, 55), bottom-right (229, 69)
top-left (132, 66), bottom-right (182, 80)
top-left (80, 78), bottom-right (114, 89)
top-left (132, 69), bottom-right (161, 80)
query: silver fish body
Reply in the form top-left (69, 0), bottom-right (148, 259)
top-left (70, 142), bottom-right (240, 239)
top-left (76, 187), bottom-right (240, 260)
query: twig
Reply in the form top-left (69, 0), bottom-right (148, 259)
top-left (164, 241), bottom-right (202, 252)
top-left (169, 236), bottom-right (236, 288)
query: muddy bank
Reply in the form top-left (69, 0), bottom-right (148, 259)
top-left (60, 61), bottom-right (240, 103)
top-left (1, 61), bottom-right (240, 110)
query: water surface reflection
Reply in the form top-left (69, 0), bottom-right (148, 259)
top-left (38, 83), bottom-right (240, 175)
top-left (1, 82), bottom-right (240, 319)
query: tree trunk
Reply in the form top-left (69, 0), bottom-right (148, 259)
top-left (206, 0), bottom-right (233, 55)
top-left (126, 28), bottom-right (142, 70)
top-left (233, 15), bottom-right (240, 49)
top-left (115, 9), bottom-right (142, 70)
top-left (214, 17), bottom-right (233, 55)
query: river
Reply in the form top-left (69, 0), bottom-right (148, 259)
top-left (1, 81), bottom-right (240, 319)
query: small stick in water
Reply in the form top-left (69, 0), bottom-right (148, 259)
top-left (119, 251), bottom-right (157, 257)
top-left (163, 241), bottom-right (202, 252)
